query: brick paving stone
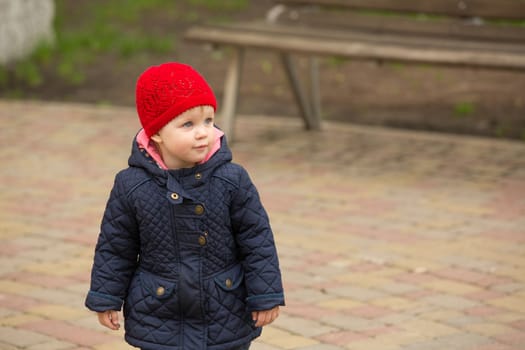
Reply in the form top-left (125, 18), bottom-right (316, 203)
top-left (20, 319), bottom-right (119, 347)
top-left (345, 337), bottom-right (405, 350)
top-left (465, 305), bottom-right (507, 317)
top-left (418, 309), bottom-right (464, 322)
top-left (280, 270), bottom-right (324, 288)
top-left (27, 304), bottom-right (90, 321)
top-left (398, 319), bottom-right (461, 338)
top-left (348, 342), bottom-right (403, 350)
top-left (360, 325), bottom-right (400, 337)
top-left (398, 289), bottom-right (436, 300)
top-left (393, 272), bottom-right (437, 284)
top-left (346, 305), bottom-right (393, 319)
top-left (435, 333), bottom-right (493, 349)
top-left (488, 296), bottom-right (525, 313)
top-left (424, 278), bottom-right (488, 295)
top-left (373, 331), bottom-right (426, 348)
top-left (251, 343), bottom-right (284, 350)
top-left (420, 294), bottom-right (480, 310)
top-left (376, 282), bottom-right (422, 295)
top-left (334, 273), bottom-right (389, 288)
top-left (296, 345), bottom-right (346, 350)
top-left (92, 340), bottom-right (137, 350)
top-left (315, 330), bottom-right (370, 347)
top-left (463, 323), bottom-right (517, 337)
top-left (2, 101), bottom-right (525, 350)
top-left (0, 280), bottom-right (39, 296)
top-left (398, 340), bottom-right (448, 350)
top-left (509, 319), bottom-right (525, 331)
top-left (432, 267), bottom-right (512, 288)
top-left (285, 287), bottom-right (335, 304)
top-left (444, 315), bottom-right (487, 328)
top-left (0, 293), bottom-right (44, 311)
top-left (474, 344), bottom-right (516, 350)
top-left (25, 340), bottom-right (77, 350)
top-left (273, 314), bottom-right (339, 338)
top-left (0, 342), bottom-right (20, 350)
top-left (259, 326), bottom-right (319, 349)
top-left (487, 313), bottom-right (525, 324)
top-left (375, 312), bottom-right (415, 326)
top-left (0, 325), bottom-right (55, 347)
top-left (465, 290), bottom-right (506, 301)
top-left (0, 313), bottom-right (44, 326)
top-left (0, 308), bottom-right (16, 318)
top-left (319, 314), bottom-right (386, 332)
top-left (284, 300), bottom-right (339, 320)
top-left (491, 283), bottom-right (525, 294)
top-left (328, 285), bottom-right (388, 301)
top-left (370, 296), bottom-right (419, 312)
top-left (23, 286), bottom-right (84, 308)
top-left (3, 271), bottom-right (83, 290)
top-left (492, 330), bottom-right (525, 347)
top-left (317, 298), bottom-right (364, 310)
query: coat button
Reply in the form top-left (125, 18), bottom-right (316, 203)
top-left (195, 204), bottom-right (204, 215)
top-left (195, 173), bottom-right (202, 180)
top-left (198, 235), bottom-right (207, 246)
top-left (225, 278), bottom-right (233, 289)
top-left (156, 286), bottom-right (166, 296)
top-left (170, 193), bottom-right (179, 200)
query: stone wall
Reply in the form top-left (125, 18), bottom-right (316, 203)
top-left (0, 0), bottom-right (55, 65)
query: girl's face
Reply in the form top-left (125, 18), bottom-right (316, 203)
top-left (151, 105), bottom-right (215, 169)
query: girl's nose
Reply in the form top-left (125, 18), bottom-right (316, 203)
top-left (195, 123), bottom-right (208, 138)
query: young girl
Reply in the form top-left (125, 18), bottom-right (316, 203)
top-left (85, 62), bottom-right (285, 350)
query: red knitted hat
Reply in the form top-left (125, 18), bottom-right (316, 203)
top-left (135, 62), bottom-right (217, 138)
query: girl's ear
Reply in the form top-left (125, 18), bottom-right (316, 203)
top-left (150, 133), bottom-right (162, 143)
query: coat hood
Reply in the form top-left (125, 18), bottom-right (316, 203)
top-left (127, 128), bottom-right (233, 184)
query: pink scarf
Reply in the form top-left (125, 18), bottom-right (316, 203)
top-left (136, 127), bottom-right (224, 170)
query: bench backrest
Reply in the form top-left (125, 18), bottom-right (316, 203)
top-left (278, 0), bottom-right (525, 20)
top-left (274, 0), bottom-right (525, 44)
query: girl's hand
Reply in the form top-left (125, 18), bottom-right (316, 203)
top-left (97, 310), bottom-right (121, 330)
top-left (252, 306), bottom-right (280, 327)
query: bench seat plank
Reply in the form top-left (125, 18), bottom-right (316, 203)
top-left (277, 11), bottom-right (525, 44)
top-left (185, 23), bottom-right (525, 70)
top-left (279, 0), bottom-right (525, 20)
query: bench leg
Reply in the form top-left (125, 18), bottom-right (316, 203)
top-left (281, 53), bottom-right (321, 130)
top-left (309, 57), bottom-right (322, 123)
top-left (220, 47), bottom-right (244, 141)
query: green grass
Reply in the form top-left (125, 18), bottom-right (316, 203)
top-left (188, 0), bottom-right (248, 11)
top-left (0, 0), bottom-right (248, 88)
top-left (453, 101), bottom-right (475, 118)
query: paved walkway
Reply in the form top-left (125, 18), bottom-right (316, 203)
top-left (1, 100), bottom-right (524, 350)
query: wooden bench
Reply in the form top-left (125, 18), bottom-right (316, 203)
top-left (184, 0), bottom-right (525, 139)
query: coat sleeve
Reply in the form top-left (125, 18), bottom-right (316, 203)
top-left (85, 171), bottom-right (140, 312)
top-left (230, 166), bottom-right (285, 312)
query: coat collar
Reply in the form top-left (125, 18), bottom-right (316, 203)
top-left (127, 128), bottom-right (232, 196)
top-left (135, 127), bottom-right (224, 170)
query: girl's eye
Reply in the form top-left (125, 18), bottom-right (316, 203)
top-left (183, 121), bottom-right (193, 128)
top-left (205, 118), bottom-right (214, 125)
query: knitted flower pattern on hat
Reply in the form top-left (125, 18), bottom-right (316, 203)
top-left (136, 62), bottom-right (217, 138)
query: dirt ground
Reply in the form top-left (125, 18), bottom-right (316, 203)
top-left (4, 0), bottom-right (525, 140)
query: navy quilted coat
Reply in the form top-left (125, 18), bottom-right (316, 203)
top-left (85, 133), bottom-right (285, 350)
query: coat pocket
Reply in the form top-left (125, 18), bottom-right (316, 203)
top-left (207, 264), bottom-right (252, 343)
top-left (126, 271), bottom-right (178, 320)
top-left (140, 271), bottom-right (177, 300)
top-left (214, 263), bottom-right (244, 291)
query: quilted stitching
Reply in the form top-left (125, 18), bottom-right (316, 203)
top-left (86, 135), bottom-right (284, 349)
